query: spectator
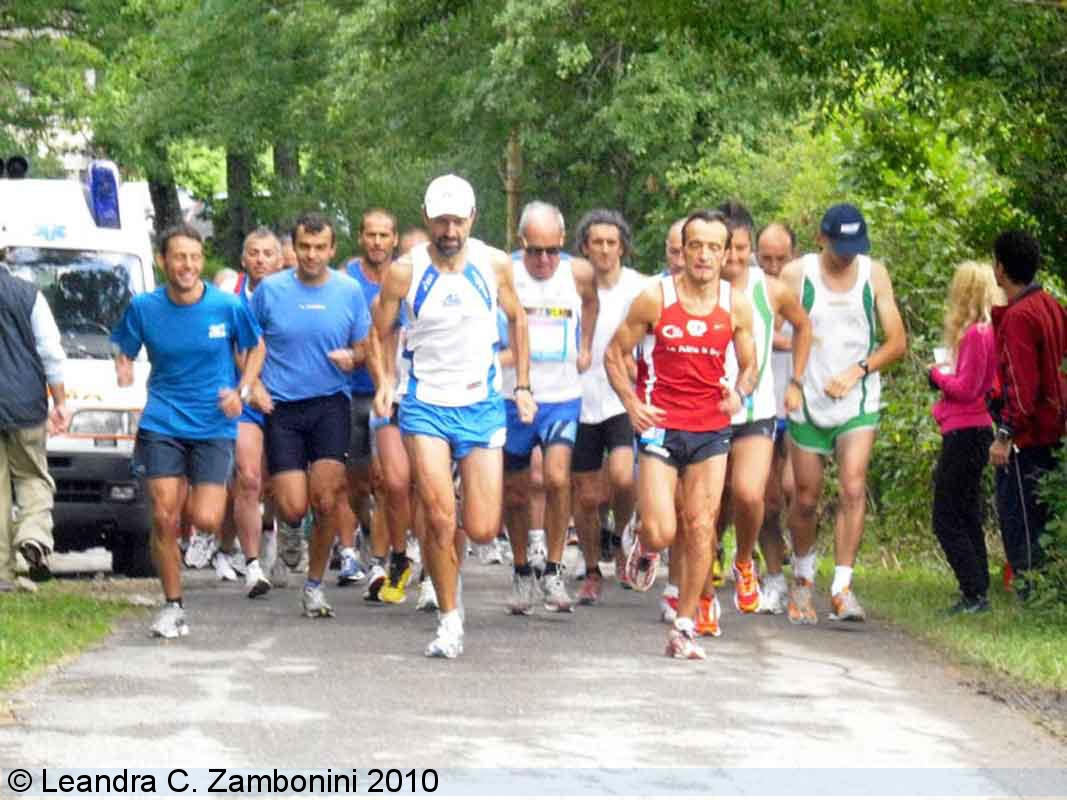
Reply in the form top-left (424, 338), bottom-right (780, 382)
top-left (929, 261), bottom-right (999, 613)
top-left (0, 251), bottom-right (71, 591)
top-left (989, 231), bottom-right (1067, 597)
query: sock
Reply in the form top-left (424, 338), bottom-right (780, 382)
top-left (794, 551), bottom-right (817, 582)
top-left (514, 563), bottom-right (533, 577)
top-left (674, 616), bottom-right (695, 634)
top-left (831, 565), bottom-right (853, 596)
top-left (529, 529), bottom-right (546, 547)
top-left (611, 534), bottom-right (622, 548)
top-left (370, 555), bottom-right (386, 568)
top-left (544, 561), bottom-right (560, 576)
top-left (165, 597), bottom-right (183, 608)
top-left (390, 551), bottom-right (408, 569)
top-left (441, 608), bottom-right (462, 626)
top-left (341, 546), bottom-right (357, 559)
top-left (766, 572), bottom-right (787, 591)
top-left (304, 578), bottom-right (321, 591)
top-left (662, 583), bottom-right (679, 599)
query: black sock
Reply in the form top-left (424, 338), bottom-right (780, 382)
top-left (390, 551), bottom-right (408, 569)
top-left (611, 534), bottom-right (622, 547)
top-left (515, 563), bottom-right (533, 577)
top-left (544, 561), bottom-right (561, 576)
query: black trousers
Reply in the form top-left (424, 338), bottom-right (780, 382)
top-left (932, 426), bottom-right (993, 600)
top-left (996, 443), bottom-right (1061, 582)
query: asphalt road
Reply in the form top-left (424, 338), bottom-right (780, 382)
top-left (2, 551), bottom-right (1065, 797)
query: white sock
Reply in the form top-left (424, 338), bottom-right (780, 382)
top-left (794, 551), bottom-right (817, 582)
top-left (529, 529), bottom-right (546, 548)
top-left (662, 583), bottom-right (679, 599)
top-left (674, 616), bottom-right (694, 634)
top-left (831, 566), bottom-right (853, 596)
top-left (766, 572), bottom-right (787, 591)
top-left (340, 546), bottom-right (356, 559)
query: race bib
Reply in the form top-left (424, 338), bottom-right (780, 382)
top-left (527, 306), bottom-right (571, 362)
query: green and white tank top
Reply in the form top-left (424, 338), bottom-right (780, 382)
top-left (724, 266), bottom-right (776, 424)
top-left (789, 253), bottom-right (880, 428)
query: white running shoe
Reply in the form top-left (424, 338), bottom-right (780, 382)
top-left (405, 532), bottom-right (422, 568)
top-left (184, 531), bottom-right (216, 569)
top-left (527, 539), bottom-right (547, 578)
top-left (214, 551), bottom-right (238, 582)
top-left (270, 557), bottom-right (290, 589)
top-left (260, 528), bottom-right (278, 571)
top-left (415, 576), bottom-right (438, 612)
top-left (507, 572), bottom-right (537, 615)
top-left (425, 610), bottom-right (463, 658)
top-left (363, 563), bottom-right (387, 601)
top-left (477, 542), bottom-right (504, 565)
top-left (302, 584), bottom-right (335, 618)
top-left (245, 559), bottom-right (271, 598)
top-left (659, 591), bottom-right (679, 624)
top-left (540, 572), bottom-right (575, 613)
top-left (758, 574), bottom-right (788, 615)
top-left (150, 604), bottom-right (189, 639)
top-left (230, 547), bottom-right (247, 577)
top-left (277, 520), bottom-right (305, 569)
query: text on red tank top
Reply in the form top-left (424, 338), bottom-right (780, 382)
top-left (636, 278), bottom-right (732, 432)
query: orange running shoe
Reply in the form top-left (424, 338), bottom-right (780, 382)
top-left (694, 594), bottom-right (722, 637)
top-left (787, 577), bottom-right (818, 625)
top-left (732, 559), bottom-right (761, 613)
top-left (829, 585), bottom-right (866, 622)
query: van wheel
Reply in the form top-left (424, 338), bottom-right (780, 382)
top-left (111, 532), bottom-right (156, 578)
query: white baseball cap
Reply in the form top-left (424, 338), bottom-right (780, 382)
top-left (423, 174), bottom-right (476, 220)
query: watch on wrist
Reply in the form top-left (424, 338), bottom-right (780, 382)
top-left (239, 385), bottom-right (251, 403)
top-left (859, 359), bottom-right (870, 376)
top-left (789, 377), bottom-right (803, 391)
top-left (995, 426), bottom-right (1013, 444)
top-left (514, 385), bottom-right (532, 396)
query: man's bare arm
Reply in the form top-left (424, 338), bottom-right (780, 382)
top-left (571, 256), bottom-right (599, 371)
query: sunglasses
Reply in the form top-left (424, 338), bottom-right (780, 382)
top-left (524, 245), bottom-right (561, 257)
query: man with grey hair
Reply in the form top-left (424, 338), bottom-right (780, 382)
top-left (664, 218), bottom-right (686, 276)
top-left (502, 201), bottom-right (598, 613)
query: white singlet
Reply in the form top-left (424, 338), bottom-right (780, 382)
top-left (724, 266), bottom-right (777, 424)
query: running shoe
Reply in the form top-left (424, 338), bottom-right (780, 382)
top-left (260, 528), bottom-right (278, 572)
top-left (829, 585), bottom-right (867, 622)
top-left (695, 594), bottom-right (722, 637)
top-left (624, 538), bottom-right (660, 593)
top-left (302, 584), bottom-right (335, 618)
top-left (406, 532), bottom-right (422, 567)
top-left (659, 591), bottom-right (679, 624)
top-left (363, 563), bottom-right (387, 601)
top-left (214, 551), bottom-right (238, 582)
top-left (270, 555), bottom-right (290, 589)
top-left (541, 572), bottom-right (575, 613)
top-left (245, 559), bottom-right (271, 599)
top-left (732, 559), bottom-right (761, 613)
top-left (425, 611), bottom-right (463, 659)
top-left (477, 542), bottom-right (504, 565)
top-left (946, 594), bottom-right (990, 615)
top-left (787, 577), bottom-right (818, 625)
top-left (527, 532), bottom-right (547, 578)
top-left (507, 572), bottom-right (538, 615)
top-left (277, 520), bottom-right (305, 569)
top-left (337, 550), bottom-right (367, 586)
top-left (757, 574), bottom-right (788, 615)
top-left (18, 540), bottom-right (51, 583)
top-left (415, 576), bottom-right (438, 612)
top-left (576, 572), bottom-right (603, 606)
top-left (665, 625), bottom-right (706, 660)
top-left (229, 546), bottom-right (247, 577)
top-left (150, 604), bottom-right (189, 639)
top-left (184, 530), bottom-right (216, 569)
top-left (380, 557), bottom-right (412, 604)
top-left (711, 549), bottom-right (725, 588)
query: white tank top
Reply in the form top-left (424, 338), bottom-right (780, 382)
top-left (580, 267), bottom-right (648, 424)
top-left (789, 253), bottom-right (880, 427)
top-left (771, 320), bottom-right (793, 419)
top-left (403, 238), bottom-right (501, 407)
top-left (501, 254), bottom-right (583, 403)
top-left (724, 266), bottom-right (776, 424)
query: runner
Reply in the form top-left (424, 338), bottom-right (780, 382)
top-left (606, 209), bottom-right (755, 659)
top-left (111, 224), bottom-right (263, 637)
top-left (781, 203), bottom-right (907, 624)
top-left (501, 201), bottom-right (598, 613)
top-left (715, 205), bottom-right (810, 625)
top-left (374, 174), bottom-right (535, 658)
top-left (756, 221), bottom-right (798, 613)
top-left (570, 210), bottom-right (646, 590)
top-left (251, 211), bottom-right (373, 620)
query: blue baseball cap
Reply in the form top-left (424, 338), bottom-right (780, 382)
top-left (820, 203), bottom-right (870, 258)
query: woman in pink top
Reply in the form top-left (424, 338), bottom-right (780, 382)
top-left (929, 261), bottom-right (1000, 614)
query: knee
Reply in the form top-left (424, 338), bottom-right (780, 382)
top-left (792, 493), bottom-right (818, 519)
top-left (640, 516), bottom-right (675, 552)
top-left (235, 463), bottom-right (262, 497)
top-left (151, 505), bottom-right (181, 535)
top-left (542, 465), bottom-right (568, 496)
top-left (310, 489), bottom-right (339, 518)
top-left (839, 479), bottom-right (867, 511)
top-left (733, 484), bottom-right (764, 515)
top-left (574, 480), bottom-right (601, 512)
top-left (504, 478), bottom-right (529, 511)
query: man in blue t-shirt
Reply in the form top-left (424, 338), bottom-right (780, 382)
top-left (111, 224), bottom-right (263, 639)
top-left (252, 212), bottom-right (372, 619)
top-left (340, 208), bottom-right (398, 596)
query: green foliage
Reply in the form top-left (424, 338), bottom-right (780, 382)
top-left (1032, 454), bottom-right (1067, 621)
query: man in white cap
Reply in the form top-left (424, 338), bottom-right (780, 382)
top-left (374, 174), bottom-right (535, 658)
top-left (780, 203), bottom-right (906, 625)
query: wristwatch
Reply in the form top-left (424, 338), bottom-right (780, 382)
top-left (239, 385), bottom-right (251, 403)
top-left (858, 359), bottom-right (870, 376)
top-left (995, 426), bottom-right (1013, 444)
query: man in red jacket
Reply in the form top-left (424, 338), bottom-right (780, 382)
top-left (990, 230), bottom-right (1067, 596)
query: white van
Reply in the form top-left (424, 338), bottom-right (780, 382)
top-left (0, 160), bottom-right (156, 575)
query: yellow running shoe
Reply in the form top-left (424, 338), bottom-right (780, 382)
top-left (379, 558), bottom-right (412, 604)
top-left (711, 551), bottom-right (725, 588)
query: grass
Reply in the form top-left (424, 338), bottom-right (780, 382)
top-left (852, 560), bottom-right (1067, 692)
top-left (0, 585), bottom-right (134, 691)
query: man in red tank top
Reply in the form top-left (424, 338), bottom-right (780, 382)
top-left (606, 209), bottom-right (757, 660)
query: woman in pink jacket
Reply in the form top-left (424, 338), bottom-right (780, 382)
top-left (929, 261), bottom-right (1000, 614)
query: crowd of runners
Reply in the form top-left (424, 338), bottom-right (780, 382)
top-left (113, 173), bottom-right (914, 660)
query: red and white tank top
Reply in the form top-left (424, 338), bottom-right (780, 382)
top-left (635, 275), bottom-right (733, 432)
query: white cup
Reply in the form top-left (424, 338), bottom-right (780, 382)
top-left (933, 346), bottom-right (948, 364)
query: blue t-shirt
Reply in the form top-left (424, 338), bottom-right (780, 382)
top-left (110, 284), bottom-right (261, 440)
top-left (252, 268), bottom-right (371, 402)
top-left (345, 258), bottom-right (381, 397)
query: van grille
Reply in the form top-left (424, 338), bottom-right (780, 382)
top-left (55, 479), bottom-right (105, 504)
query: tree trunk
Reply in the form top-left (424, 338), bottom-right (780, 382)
top-left (222, 150), bottom-right (254, 267)
top-left (504, 128), bottom-right (522, 251)
top-left (144, 142), bottom-right (182, 236)
top-left (272, 141), bottom-right (301, 234)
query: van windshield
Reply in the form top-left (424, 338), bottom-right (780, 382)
top-left (4, 247), bottom-right (142, 360)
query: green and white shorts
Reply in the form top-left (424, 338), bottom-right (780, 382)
top-left (788, 412), bottom-right (879, 456)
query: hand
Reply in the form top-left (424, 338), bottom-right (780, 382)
top-left (784, 382), bottom-right (803, 414)
top-left (328, 348), bottom-right (356, 373)
top-left (218, 388), bottom-right (242, 419)
top-left (720, 389), bottom-right (742, 416)
top-left (626, 400), bottom-right (666, 435)
top-left (250, 382), bottom-right (274, 413)
top-left (515, 389), bottom-right (538, 424)
top-left (373, 384), bottom-right (395, 419)
top-left (48, 403), bottom-right (72, 435)
top-left (824, 365), bottom-right (864, 400)
top-left (576, 348), bottom-right (592, 373)
top-left (990, 438), bottom-right (1012, 467)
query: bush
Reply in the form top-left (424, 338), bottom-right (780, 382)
top-left (1032, 448), bottom-right (1067, 621)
